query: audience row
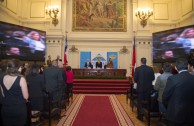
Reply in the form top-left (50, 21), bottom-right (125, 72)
top-left (0, 58), bottom-right (74, 126)
top-left (132, 52), bottom-right (194, 126)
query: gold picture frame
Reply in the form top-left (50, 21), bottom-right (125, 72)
top-left (72, 0), bottom-right (127, 32)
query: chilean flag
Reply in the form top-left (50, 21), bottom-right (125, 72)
top-left (64, 35), bottom-right (68, 65)
top-left (131, 36), bottom-right (136, 77)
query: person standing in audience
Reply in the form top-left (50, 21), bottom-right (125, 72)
top-left (21, 62), bottom-right (29, 76)
top-left (96, 58), bottom-right (102, 69)
top-left (44, 60), bottom-right (64, 103)
top-left (65, 66), bottom-right (74, 97)
top-left (134, 57), bottom-right (155, 120)
top-left (47, 55), bottom-right (52, 67)
top-left (57, 59), bottom-right (67, 100)
top-left (39, 65), bottom-right (44, 74)
top-left (26, 64), bottom-right (44, 114)
top-left (56, 55), bottom-right (61, 61)
top-left (0, 59), bottom-right (29, 126)
top-left (152, 66), bottom-right (161, 85)
top-left (154, 63), bottom-right (172, 114)
top-left (0, 60), bottom-right (7, 126)
top-left (162, 58), bottom-right (194, 126)
top-left (84, 59), bottom-right (93, 69)
top-left (188, 52), bottom-right (194, 75)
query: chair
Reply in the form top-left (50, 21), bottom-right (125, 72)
top-left (141, 90), bottom-right (161, 126)
top-left (126, 83), bottom-right (137, 111)
top-left (26, 101), bottom-right (42, 126)
top-left (41, 90), bottom-right (61, 126)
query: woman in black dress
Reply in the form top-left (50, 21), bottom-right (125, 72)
top-left (0, 59), bottom-right (29, 126)
top-left (26, 64), bottom-right (44, 114)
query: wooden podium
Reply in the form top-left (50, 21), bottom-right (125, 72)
top-left (72, 69), bottom-right (126, 77)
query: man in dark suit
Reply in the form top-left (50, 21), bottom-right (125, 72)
top-left (84, 59), bottom-right (93, 69)
top-left (44, 60), bottom-right (64, 102)
top-left (162, 58), bottom-right (194, 126)
top-left (134, 57), bottom-right (155, 120)
top-left (96, 59), bottom-right (102, 69)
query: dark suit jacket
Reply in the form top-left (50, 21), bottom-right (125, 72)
top-left (44, 66), bottom-right (63, 93)
top-left (96, 62), bottom-right (102, 68)
top-left (134, 65), bottom-right (155, 93)
top-left (84, 62), bottom-right (93, 68)
top-left (162, 71), bottom-right (194, 123)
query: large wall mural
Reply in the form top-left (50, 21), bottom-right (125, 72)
top-left (72, 0), bottom-right (127, 32)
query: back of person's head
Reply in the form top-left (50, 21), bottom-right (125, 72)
top-left (6, 59), bottom-right (21, 75)
top-left (29, 64), bottom-right (40, 76)
top-left (66, 66), bottom-right (72, 71)
top-left (141, 57), bottom-right (147, 65)
top-left (57, 60), bottom-right (63, 68)
top-left (0, 60), bottom-right (8, 72)
top-left (52, 60), bottom-right (58, 67)
top-left (163, 62), bottom-right (171, 72)
top-left (188, 51), bottom-right (194, 68)
top-left (175, 58), bottom-right (188, 71)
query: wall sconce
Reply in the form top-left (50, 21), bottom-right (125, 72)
top-left (135, 8), bottom-right (153, 28)
top-left (45, 5), bottom-right (59, 26)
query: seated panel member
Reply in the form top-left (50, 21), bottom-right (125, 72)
top-left (106, 58), bottom-right (114, 69)
top-left (96, 59), bottom-right (102, 69)
top-left (84, 59), bottom-right (93, 69)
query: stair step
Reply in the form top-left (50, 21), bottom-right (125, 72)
top-left (74, 79), bottom-right (130, 83)
top-left (74, 84), bottom-right (130, 87)
top-left (73, 90), bottom-right (128, 94)
top-left (74, 82), bottom-right (129, 85)
top-left (73, 86), bottom-right (130, 90)
top-left (72, 78), bottom-right (132, 94)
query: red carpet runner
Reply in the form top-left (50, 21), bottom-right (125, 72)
top-left (57, 94), bottom-right (134, 126)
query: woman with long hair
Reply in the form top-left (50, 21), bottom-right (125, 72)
top-left (0, 59), bottom-right (29, 126)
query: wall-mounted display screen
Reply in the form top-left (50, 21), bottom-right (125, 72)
top-left (0, 21), bottom-right (46, 61)
top-left (152, 25), bottom-right (194, 63)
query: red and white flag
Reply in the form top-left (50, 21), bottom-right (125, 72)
top-left (64, 35), bottom-right (68, 65)
top-left (131, 36), bottom-right (136, 77)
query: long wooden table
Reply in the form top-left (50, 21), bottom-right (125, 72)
top-left (72, 69), bottom-right (126, 77)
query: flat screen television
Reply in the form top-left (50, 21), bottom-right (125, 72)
top-left (0, 21), bottom-right (46, 61)
top-left (152, 25), bottom-right (194, 63)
